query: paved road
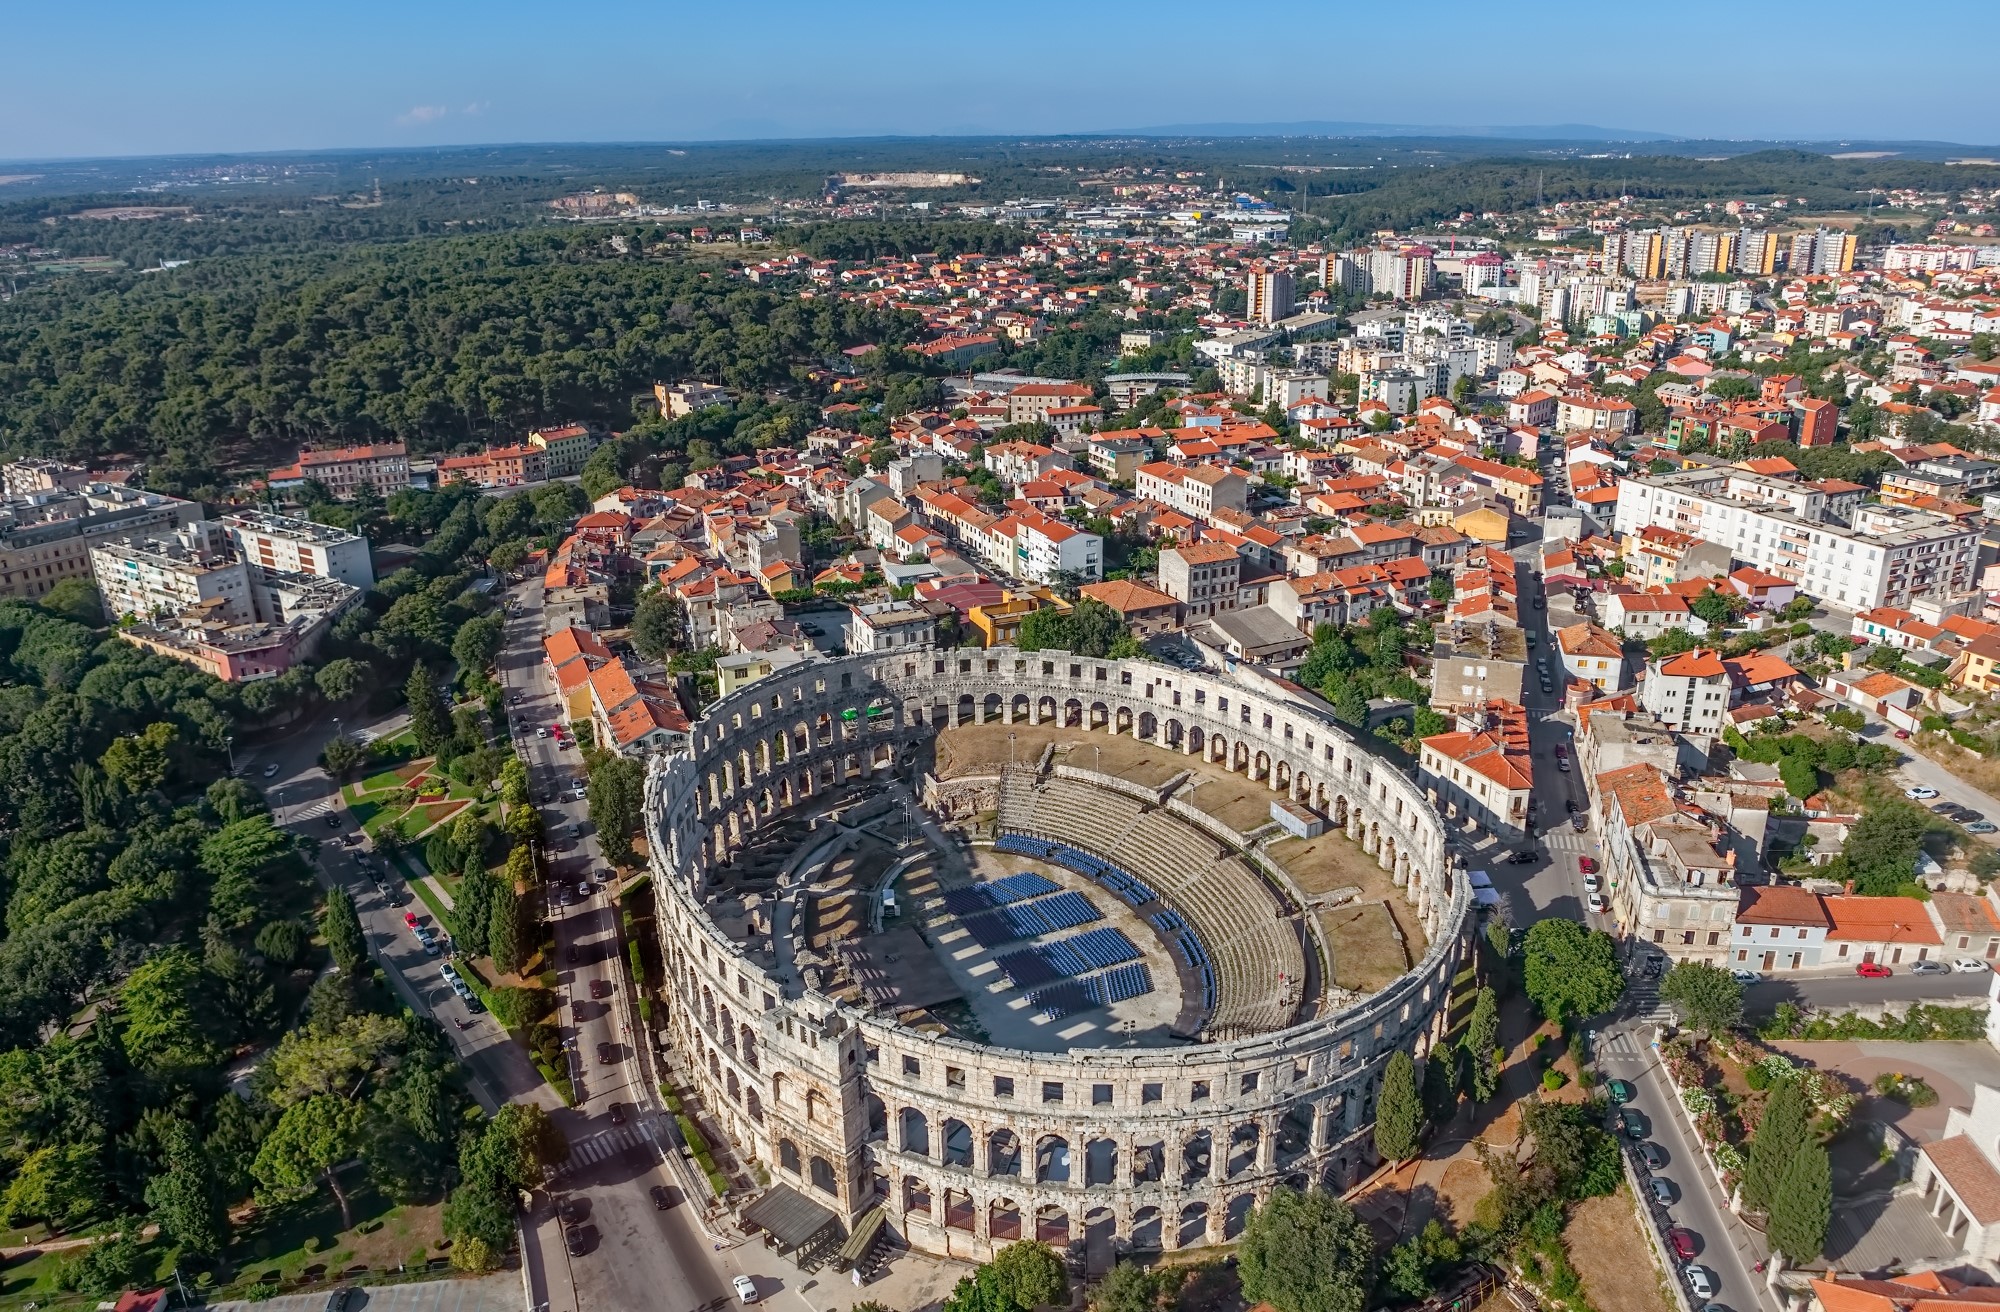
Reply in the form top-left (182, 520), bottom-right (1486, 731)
top-left (208, 1269), bottom-right (524, 1312)
top-left (1597, 1021), bottom-right (1773, 1312)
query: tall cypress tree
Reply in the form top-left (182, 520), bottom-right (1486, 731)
top-left (322, 887), bottom-right (367, 977)
top-left (1742, 1077), bottom-right (1810, 1213)
top-left (1768, 1140), bottom-right (1831, 1263)
top-left (1375, 1049), bottom-right (1423, 1163)
top-left (406, 661), bottom-right (449, 755)
top-left (488, 880), bottom-right (525, 975)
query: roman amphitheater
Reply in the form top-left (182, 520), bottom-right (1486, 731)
top-left (644, 647), bottom-right (1473, 1268)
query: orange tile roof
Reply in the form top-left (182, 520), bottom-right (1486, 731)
top-left (1822, 895), bottom-right (1941, 943)
top-left (1920, 1136), bottom-right (2000, 1223)
top-left (1595, 763), bottom-right (1677, 826)
top-left (1079, 579), bottom-right (1178, 614)
top-left (1735, 884), bottom-right (1830, 927)
top-left (1659, 649), bottom-right (1726, 678)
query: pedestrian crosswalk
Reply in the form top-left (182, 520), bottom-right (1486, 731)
top-left (292, 794), bottom-right (337, 822)
top-left (1594, 1029), bottom-right (1652, 1062)
top-left (552, 1118), bottom-right (666, 1176)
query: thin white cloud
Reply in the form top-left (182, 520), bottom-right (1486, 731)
top-left (463, 101), bottom-right (491, 116)
top-left (396, 104), bottom-right (448, 126)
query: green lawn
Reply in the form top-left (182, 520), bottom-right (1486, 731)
top-left (211, 1182), bottom-right (447, 1302)
top-left (0, 1235), bottom-right (174, 1310)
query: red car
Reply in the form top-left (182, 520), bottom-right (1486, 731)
top-left (1856, 961), bottom-right (1893, 978)
top-left (1668, 1228), bottom-right (1697, 1260)
top-left (1578, 856), bottom-right (1599, 874)
top-left (403, 911), bottom-right (420, 928)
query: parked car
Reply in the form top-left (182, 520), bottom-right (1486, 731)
top-left (1895, 728), bottom-right (1913, 739)
top-left (1911, 960), bottom-right (1951, 975)
top-left (262, 763), bottom-right (280, 778)
top-left (403, 911), bottom-right (420, 929)
top-left (1649, 1179), bottom-right (1674, 1206)
top-left (1954, 958), bottom-right (1992, 972)
top-left (1969, 822), bottom-right (1999, 834)
top-left (1731, 969), bottom-right (1762, 985)
top-left (1583, 874), bottom-right (1602, 893)
top-left (608, 1101), bottom-right (627, 1125)
top-left (1686, 1267), bottom-right (1716, 1301)
top-left (325, 1288), bottom-right (356, 1312)
top-left (1508, 851), bottom-right (1537, 864)
top-left (651, 1184), bottom-right (675, 1210)
top-left (565, 1225), bottom-right (592, 1258)
top-left (1905, 786), bottom-right (1941, 800)
top-left (1956, 811), bottom-right (1986, 824)
top-left (1619, 1109), bottom-right (1647, 1139)
top-left (589, 978), bottom-right (611, 999)
top-left (1640, 1142), bottom-right (1667, 1170)
top-left (1571, 813), bottom-right (1587, 832)
top-left (1554, 742), bottom-right (1568, 759)
top-left (734, 1275), bottom-right (762, 1304)
top-left (1856, 961), bottom-right (1893, 978)
top-left (1606, 1079), bottom-right (1635, 1104)
top-left (596, 1041), bottom-right (615, 1065)
top-left (1669, 1228), bottom-right (1697, 1260)
top-left (1578, 856), bottom-right (1598, 874)
top-left (1587, 892), bottom-right (1609, 913)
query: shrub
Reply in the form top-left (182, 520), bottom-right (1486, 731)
top-left (1874, 1072), bottom-right (1938, 1107)
top-left (1541, 1068), bottom-right (1566, 1091)
top-left (1745, 1064), bottom-right (1770, 1091)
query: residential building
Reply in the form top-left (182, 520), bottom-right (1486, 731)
top-left (0, 474), bottom-right (204, 601)
top-left (968, 591), bottom-right (1069, 648)
top-left (1419, 703), bottom-right (1532, 841)
top-left (1430, 620), bottom-right (1529, 713)
top-left (1731, 884), bottom-right (1830, 972)
top-left (1599, 763), bottom-right (1737, 965)
top-left (1823, 895), bottom-right (1942, 968)
top-left (845, 600), bottom-right (938, 653)
top-left (656, 381), bottom-right (731, 418)
top-left (1556, 621), bottom-right (1628, 691)
top-left (1005, 384), bottom-right (1095, 427)
top-left (91, 522), bottom-right (257, 625)
top-left (1603, 591), bottom-right (1702, 640)
top-left (1245, 264), bottom-right (1296, 325)
top-left (543, 626), bottom-right (616, 722)
top-left (716, 646), bottom-right (809, 698)
top-left (1640, 648), bottom-right (1730, 737)
top-left (1614, 466), bottom-right (1979, 610)
top-left (588, 657), bottom-right (691, 757)
top-left (1077, 579), bottom-right (1181, 636)
top-left (528, 424), bottom-right (594, 476)
top-left (266, 443), bottom-right (411, 501)
top-left (220, 511), bottom-right (375, 590)
top-left (1135, 462), bottom-right (1249, 522)
top-left (1158, 542), bottom-right (1242, 620)
top-left (437, 444), bottom-right (549, 488)
top-left (1187, 605), bottom-right (1312, 672)
top-left (983, 440), bottom-right (1065, 487)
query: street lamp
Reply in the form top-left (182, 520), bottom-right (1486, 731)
top-left (224, 735), bottom-right (235, 775)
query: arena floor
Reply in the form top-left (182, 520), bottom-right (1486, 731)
top-left (894, 845), bottom-right (1187, 1054)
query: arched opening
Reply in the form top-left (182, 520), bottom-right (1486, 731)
top-left (806, 1089), bottom-right (827, 1123)
top-left (989, 1198), bottom-right (1022, 1242)
top-left (1084, 1206), bottom-right (1116, 1255)
top-left (725, 1070), bottom-right (741, 1102)
top-left (1176, 1202), bottom-right (1208, 1249)
top-left (810, 1156), bottom-right (837, 1195)
top-left (779, 1139), bottom-right (802, 1174)
top-left (1225, 1194), bottom-right (1255, 1240)
top-left (902, 1175), bottom-right (931, 1216)
top-left (1035, 1204), bottom-right (1070, 1245)
top-left (1138, 710), bottom-right (1157, 740)
top-left (1131, 1206), bottom-right (1163, 1251)
top-left (1182, 1130), bottom-right (1212, 1186)
top-left (1132, 1139), bottom-right (1164, 1185)
top-left (1278, 1106), bottom-right (1312, 1166)
top-left (1084, 1138), bottom-right (1118, 1187)
top-left (1227, 1121), bottom-right (1260, 1178)
top-left (746, 1089), bottom-right (764, 1124)
top-left (944, 1188), bottom-right (975, 1231)
top-left (864, 1093), bottom-right (887, 1139)
top-left (941, 1118), bottom-right (973, 1168)
top-left (1089, 701), bottom-right (1109, 729)
top-left (899, 1107), bottom-right (930, 1157)
top-left (1063, 698), bottom-right (1083, 728)
top-left (988, 1129), bottom-right (1022, 1176)
top-left (1036, 1134), bottom-right (1071, 1185)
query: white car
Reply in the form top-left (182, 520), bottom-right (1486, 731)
top-left (1686, 1267), bottom-right (1716, 1301)
top-left (1731, 969), bottom-right (1762, 985)
top-left (1586, 892), bottom-right (1609, 914)
top-left (1905, 786), bottom-right (1941, 800)
top-left (1954, 957), bottom-right (1992, 973)
top-left (262, 763), bottom-right (280, 778)
top-left (733, 1276), bottom-right (760, 1304)
top-left (1582, 874), bottom-right (1602, 893)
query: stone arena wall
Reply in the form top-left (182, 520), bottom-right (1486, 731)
top-left (645, 647), bottom-right (1473, 1260)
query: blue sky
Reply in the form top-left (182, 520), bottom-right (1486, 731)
top-left (3, 0), bottom-right (1991, 160)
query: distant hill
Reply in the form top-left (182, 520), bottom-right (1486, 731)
top-left (1116, 119), bottom-right (1679, 142)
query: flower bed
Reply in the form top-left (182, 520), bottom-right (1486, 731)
top-left (1658, 1033), bottom-right (1857, 1195)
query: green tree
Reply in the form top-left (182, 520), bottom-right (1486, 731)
top-left (943, 1265), bottom-right (1019, 1312)
top-left (452, 614), bottom-right (505, 676)
top-left (989, 1239), bottom-right (1069, 1309)
top-left (321, 735), bottom-right (366, 776)
top-left (254, 918), bottom-right (309, 969)
top-left (1090, 1263), bottom-right (1176, 1312)
top-left (587, 754), bottom-right (647, 867)
top-left (1380, 1218), bottom-right (1462, 1302)
top-left (1521, 918), bottom-right (1624, 1025)
top-left (1422, 1050), bottom-right (1458, 1126)
top-left (1778, 754), bottom-right (1819, 800)
top-left (406, 662), bottom-right (450, 754)
top-left (630, 590), bottom-right (684, 663)
top-left (315, 657), bottom-right (370, 704)
top-left (322, 887), bottom-right (367, 976)
top-left (119, 948), bottom-right (221, 1081)
top-left (1831, 801), bottom-right (1929, 896)
top-left (1238, 1186), bottom-right (1375, 1312)
top-left (1767, 1140), bottom-right (1831, 1263)
top-left (489, 878), bottom-right (526, 975)
top-left (40, 578), bottom-right (105, 627)
top-left (0, 1141), bottom-right (103, 1229)
top-left (1741, 1077), bottom-right (1810, 1213)
top-left (1464, 986), bottom-right (1501, 1102)
top-left (499, 755), bottom-right (530, 807)
top-left (1374, 1049), bottom-right (1423, 1163)
top-left (1659, 961), bottom-right (1744, 1034)
top-left (252, 1094), bottom-right (364, 1228)
top-left (145, 1120), bottom-right (228, 1261)
top-left (100, 721), bottom-right (177, 794)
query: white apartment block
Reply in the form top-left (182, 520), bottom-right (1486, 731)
top-left (0, 474), bottom-right (204, 601)
top-left (994, 511), bottom-right (1102, 584)
top-left (1613, 468), bottom-right (1977, 610)
top-left (221, 511), bottom-right (376, 590)
top-left (1135, 462), bottom-right (1249, 522)
top-left (91, 522), bottom-right (256, 625)
top-left (266, 443), bottom-right (410, 501)
top-left (1158, 542), bottom-right (1242, 620)
top-left (1640, 649), bottom-right (1730, 737)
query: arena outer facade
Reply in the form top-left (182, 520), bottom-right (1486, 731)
top-left (645, 647), bottom-right (1473, 1261)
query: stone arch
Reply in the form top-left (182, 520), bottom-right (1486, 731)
top-left (809, 1155), bottom-right (837, 1194)
top-left (1232, 740), bottom-right (1250, 773)
top-left (1035, 1204), bottom-right (1070, 1245)
top-left (1275, 759), bottom-right (1291, 791)
top-left (957, 693), bottom-right (975, 725)
top-left (1084, 1206), bottom-right (1116, 1254)
top-left (1253, 748), bottom-right (1271, 782)
top-left (943, 1188), bottom-right (975, 1232)
top-left (1165, 718), bottom-right (1184, 748)
top-left (778, 1139), bottom-right (802, 1174)
top-left (1227, 1121), bottom-right (1260, 1178)
top-left (1187, 724), bottom-right (1205, 754)
top-left (1132, 1139), bottom-right (1165, 1185)
top-left (725, 1069), bottom-right (741, 1102)
top-left (1131, 1205), bottom-right (1163, 1251)
top-left (746, 1089), bottom-right (764, 1124)
top-left (1063, 697), bottom-right (1083, 727)
top-left (1182, 1129), bottom-right (1212, 1186)
top-left (708, 1050), bottom-right (721, 1079)
top-left (988, 1128), bottom-right (1022, 1176)
top-left (1011, 693), bottom-right (1031, 722)
top-left (1176, 1202), bottom-right (1208, 1249)
top-left (1084, 1137), bottom-right (1118, 1187)
top-left (1036, 695), bottom-right (1056, 723)
top-left (701, 987), bottom-right (716, 1027)
top-left (1138, 710), bottom-right (1158, 740)
top-left (941, 1118), bottom-right (974, 1168)
top-left (989, 1197), bottom-right (1023, 1242)
top-left (807, 1089), bottom-right (828, 1123)
top-left (1225, 1194), bottom-right (1255, 1239)
top-left (863, 1093), bottom-right (886, 1138)
top-left (1088, 700), bottom-right (1109, 729)
top-left (901, 1175), bottom-right (931, 1215)
top-left (740, 1024), bottom-right (759, 1071)
top-left (1036, 1134), bottom-right (1071, 1184)
top-left (1115, 705), bottom-right (1134, 734)
top-left (899, 1107), bottom-right (930, 1156)
top-left (983, 692), bottom-right (1002, 721)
